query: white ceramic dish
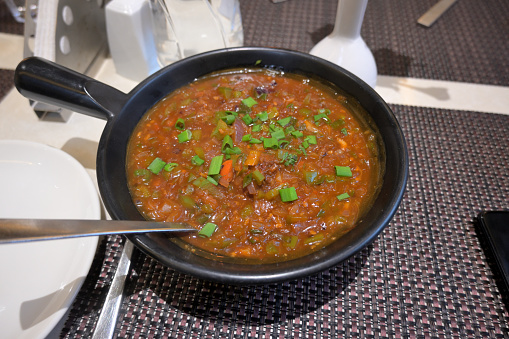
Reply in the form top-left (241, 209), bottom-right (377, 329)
top-left (0, 140), bottom-right (101, 339)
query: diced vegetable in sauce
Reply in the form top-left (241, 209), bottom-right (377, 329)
top-left (126, 68), bottom-right (383, 262)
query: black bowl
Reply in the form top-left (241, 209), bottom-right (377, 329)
top-left (15, 47), bottom-right (408, 285)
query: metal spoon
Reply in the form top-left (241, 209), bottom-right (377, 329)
top-left (0, 219), bottom-right (196, 244)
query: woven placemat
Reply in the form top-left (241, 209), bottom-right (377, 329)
top-left (239, 0), bottom-right (509, 86)
top-left (61, 106), bottom-right (509, 338)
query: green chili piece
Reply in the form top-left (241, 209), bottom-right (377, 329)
top-left (148, 157), bottom-right (166, 174)
top-left (335, 166), bottom-right (353, 177)
top-left (199, 222), bottom-right (217, 238)
top-left (304, 233), bottom-right (324, 244)
top-left (217, 87), bottom-right (232, 99)
top-left (337, 192), bottom-right (350, 201)
top-left (191, 155), bottom-right (204, 166)
top-left (252, 169), bottom-right (265, 185)
top-left (279, 187), bottom-right (298, 202)
top-left (242, 97), bottom-right (258, 108)
top-left (175, 118), bottom-right (185, 130)
top-left (164, 162), bottom-right (178, 172)
top-left (177, 130), bottom-right (192, 143)
top-left (208, 155), bottom-right (224, 175)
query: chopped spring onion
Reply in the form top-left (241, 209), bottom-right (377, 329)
top-left (279, 187), bottom-right (298, 202)
top-left (242, 96), bottom-right (258, 108)
top-left (252, 124), bottom-right (262, 132)
top-left (242, 134), bottom-right (252, 142)
top-left (175, 118), bottom-right (185, 130)
top-left (277, 117), bottom-right (292, 127)
top-left (221, 114), bottom-right (236, 125)
top-left (199, 222), bottom-right (217, 238)
top-left (256, 111), bottom-right (269, 121)
top-left (164, 162), bottom-right (178, 172)
top-left (341, 128), bottom-right (348, 136)
top-left (242, 114), bottom-right (253, 125)
top-left (271, 129), bottom-right (286, 140)
top-left (301, 140), bottom-right (310, 149)
top-left (304, 135), bottom-right (317, 145)
top-left (335, 166), bottom-right (353, 177)
top-left (263, 137), bottom-right (279, 149)
top-left (337, 192), bottom-right (350, 201)
top-left (249, 138), bottom-right (262, 144)
top-left (191, 155), bottom-right (204, 166)
top-left (148, 157), bottom-right (166, 174)
top-left (177, 130), bottom-right (192, 143)
top-left (221, 135), bottom-right (234, 153)
top-left (208, 155), bottom-right (224, 175)
top-left (314, 113), bottom-right (328, 122)
top-left (291, 130), bottom-right (304, 138)
top-left (207, 176), bottom-right (219, 186)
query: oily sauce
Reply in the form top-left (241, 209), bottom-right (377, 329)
top-left (126, 68), bottom-right (383, 262)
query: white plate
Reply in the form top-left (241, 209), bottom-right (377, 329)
top-left (0, 140), bottom-right (101, 339)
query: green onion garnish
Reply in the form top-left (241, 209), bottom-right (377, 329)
top-left (271, 129), bottom-right (286, 140)
top-left (207, 176), bottom-right (219, 186)
top-left (263, 137), bottom-right (279, 149)
top-left (304, 135), bottom-right (317, 145)
top-left (242, 114), bottom-right (253, 125)
top-left (277, 117), bottom-right (292, 127)
top-left (164, 162), bottom-right (178, 172)
top-left (199, 222), bottom-right (217, 238)
top-left (249, 138), bottom-right (263, 144)
top-left (279, 187), bottom-right (298, 202)
top-left (314, 113), bottom-right (328, 122)
top-left (291, 131), bottom-right (304, 138)
top-left (257, 111), bottom-right (269, 121)
top-left (191, 155), bottom-right (204, 166)
top-left (221, 135), bottom-right (234, 153)
top-left (242, 97), bottom-right (258, 108)
top-left (252, 124), bottom-right (262, 132)
top-left (177, 130), bottom-right (192, 143)
top-left (148, 157), bottom-right (166, 174)
top-left (175, 118), bottom-right (185, 130)
top-left (208, 155), bottom-right (224, 175)
top-left (242, 134), bottom-right (252, 142)
top-left (341, 128), bottom-right (348, 136)
top-left (335, 166), bottom-right (353, 177)
top-left (221, 114), bottom-right (236, 125)
top-left (337, 192), bottom-right (350, 201)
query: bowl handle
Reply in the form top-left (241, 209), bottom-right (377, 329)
top-left (14, 57), bottom-right (128, 121)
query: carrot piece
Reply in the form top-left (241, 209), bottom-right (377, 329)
top-left (245, 150), bottom-right (261, 166)
top-left (218, 159), bottom-right (234, 187)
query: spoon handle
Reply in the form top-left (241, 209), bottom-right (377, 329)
top-left (0, 219), bottom-right (195, 243)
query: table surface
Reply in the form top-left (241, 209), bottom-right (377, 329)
top-left (1, 0), bottom-right (508, 338)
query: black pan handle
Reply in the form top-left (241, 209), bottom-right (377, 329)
top-left (14, 57), bottom-right (129, 121)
